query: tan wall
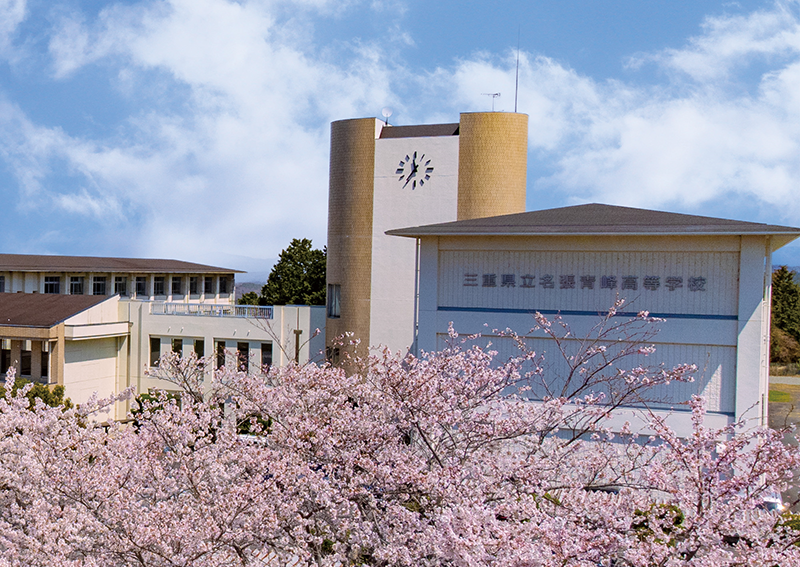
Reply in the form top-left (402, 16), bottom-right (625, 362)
top-left (457, 112), bottom-right (528, 220)
top-left (63, 337), bottom-right (119, 420)
top-left (326, 118), bottom-right (381, 358)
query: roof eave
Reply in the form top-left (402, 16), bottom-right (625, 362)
top-left (387, 230), bottom-right (800, 238)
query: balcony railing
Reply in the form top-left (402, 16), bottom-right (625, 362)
top-left (150, 302), bottom-right (273, 319)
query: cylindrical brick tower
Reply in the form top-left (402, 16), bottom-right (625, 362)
top-left (326, 118), bottom-right (380, 358)
top-left (457, 112), bottom-right (528, 220)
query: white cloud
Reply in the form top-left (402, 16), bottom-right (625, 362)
top-left (629, 1), bottom-right (800, 82)
top-left (3, 0), bottom-right (800, 268)
top-left (0, 0), bottom-right (26, 54)
top-left (33, 0), bottom-right (397, 263)
top-left (424, 3), bottom-right (800, 223)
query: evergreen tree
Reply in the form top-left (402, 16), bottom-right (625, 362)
top-left (237, 291), bottom-right (260, 306)
top-left (771, 266), bottom-right (800, 362)
top-left (259, 238), bottom-right (326, 306)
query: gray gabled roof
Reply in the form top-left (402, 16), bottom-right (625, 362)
top-left (0, 254), bottom-right (242, 274)
top-left (386, 204), bottom-right (800, 239)
top-left (0, 293), bottom-right (111, 328)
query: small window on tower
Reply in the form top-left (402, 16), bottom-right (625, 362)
top-left (327, 284), bottom-right (341, 318)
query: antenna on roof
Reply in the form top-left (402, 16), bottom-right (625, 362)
top-left (514, 26), bottom-right (520, 113)
top-left (481, 93), bottom-right (501, 111)
top-left (381, 107), bottom-right (393, 125)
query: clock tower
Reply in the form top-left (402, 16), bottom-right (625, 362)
top-left (326, 112), bottom-right (528, 360)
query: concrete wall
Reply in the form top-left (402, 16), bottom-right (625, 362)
top-left (64, 337), bottom-right (120, 421)
top-left (326, 118), bottom-right (381, 357)
top-left (457, 112), bottom-right (528, 220)
top-left (369, 134), bottom-right (459, 353)
top-left (129, 303), bottom-right (325, 400)
top-left (415, 233), bottom-right (774, 434)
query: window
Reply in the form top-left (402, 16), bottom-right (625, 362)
top-left (194, 339), bottom-right (204, 358)
top-left (237, 342), bottom-right (249, 372)
top-left (172, 338), bottom-right (182, 355)
top-left (20, 342), bottom-right (31, 376)
top-left (115, 277), bottom-right (127, 296)
top-left (171, 277), bottom-right (183, 296)
top-left (44, 276), bottom-right (61, 294)
top-left (261, 343), bottom-right (273, 369)
top-left (0, 345), bottom-right (9, 374)
top-left (150, 337), bottom-right (161, 367)
top-left (93, 276), bottom-right (107, 296)
top-left (0, 275), bottom-right (4, 293)
top-left (135, 276), bottom-right (147, 297)
top-left (70, 277), bottom-right (84, 295)
top-left (327, 284), bottom-right (341, 318)
top-left (41, 347), bottom-right (49, 379)
top-left (219, 276), bottom-right (229, 295)
top-left (153, 276), bottom-right (165, 296)
top-left (204, 277), bottom-right (214, 294)
top-left (189, 276), bottom-right (199, 295)
top-left (215, 341), bottom-right (226, 369)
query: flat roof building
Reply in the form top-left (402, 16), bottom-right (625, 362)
top-left (0, 254), bottom-right (325, 419)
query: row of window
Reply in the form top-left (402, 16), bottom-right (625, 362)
top-left (149, 338), bottom-right (273, 372)
top-left (0, 275), bottom-right (230, 296)
top-left (0, 341), bottom-right (49, 382)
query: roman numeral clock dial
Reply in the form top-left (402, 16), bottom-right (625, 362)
top-left (396, 151), bottom-right (434, 189)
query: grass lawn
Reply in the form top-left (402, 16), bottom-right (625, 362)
top-left (770, 389), bottom-right (793, 403)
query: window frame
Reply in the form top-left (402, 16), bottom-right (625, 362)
top-left (261, 342), bottom-right (273, 369)
top-left (135, 276), bottom-right (147, 297)
top-left (69, 276), bottom-right (84, 295)
top-left (149, 337), bottom-right (161, 367)
top-left (237, 342), bottom-right (249, 372)
top-left (153, 276), bottom-right (166, 296)
top-left (44, 276), bottom-right (61, 294)
top-left (171, 276), bottom-right (183, 296)
top-left (327, 284), bottom-right (341, 318)
top-left (92, 276), bottom-right (107, 296)
top-left (114, 276), bottom-right (127, 296)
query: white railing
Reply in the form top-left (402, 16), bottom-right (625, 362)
top-left (150, 302), bottom-right (273, 319)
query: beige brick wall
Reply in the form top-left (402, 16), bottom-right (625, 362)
top-left (457, 112), bottom-right (528, 220)
top-left (326, 118), bottom-right (379, 358)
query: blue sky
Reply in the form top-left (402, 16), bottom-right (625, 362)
top-left (1, 0), bottom-right (799, 279)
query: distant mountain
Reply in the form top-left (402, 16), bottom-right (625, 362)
top-left (235, 282), bottom-right (262, 302)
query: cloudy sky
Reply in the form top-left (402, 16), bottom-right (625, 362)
top-left (1, 0), bottom-right (800, 279)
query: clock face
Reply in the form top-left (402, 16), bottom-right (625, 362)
top-left (395, 151), bottom-right (433, 189)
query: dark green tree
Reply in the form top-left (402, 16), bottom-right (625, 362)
top-left (771, 266), bottom-right (800, 362)
top-left (237, 291), bottom-right (260, 306)
top-left (0, 378), bottom-right (73, 409)
top-left (259, 239), bottom-right (326, 306)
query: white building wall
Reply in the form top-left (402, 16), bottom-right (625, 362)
top-left (413, 233), bottom-right (774, 432)
top-left (130, 303), bottom-right (325, 397)
top-left (369, 135), bottom-right (459, 353)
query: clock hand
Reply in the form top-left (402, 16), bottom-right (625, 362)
top-left (403, 169), bottom-right (417, 188)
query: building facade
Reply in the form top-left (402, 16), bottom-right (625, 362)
top-left (0, 254), bottom-right (325, 420)
top-left (387, 204), bottom-right (800, 434)
top-left (326, 112), bottom-right (528, 357)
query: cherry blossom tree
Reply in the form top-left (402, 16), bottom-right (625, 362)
top-left (0, 307), bottom-right (796, 566)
